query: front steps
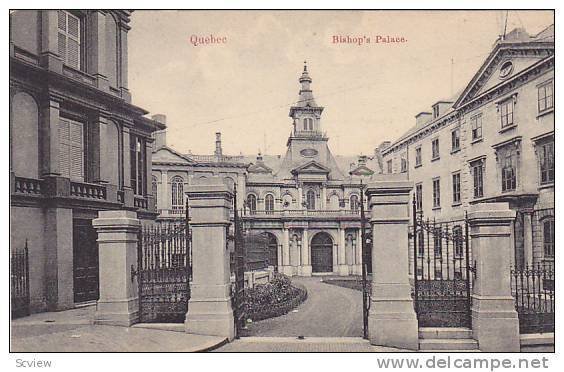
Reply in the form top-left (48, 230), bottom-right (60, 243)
top-left (419, 328), bottom-right (479, 352)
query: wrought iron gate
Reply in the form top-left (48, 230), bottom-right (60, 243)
top-left (137, 200), bottom-right (191, 323)
top-left (411, 199), bottom-right (472, 328)
top-left (11, 240), bottom-right (30, 319)
top-left (232, 185), bottom-right (247, 337)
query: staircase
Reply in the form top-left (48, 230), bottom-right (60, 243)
top-left (419, 328), bottom-right (479, 352)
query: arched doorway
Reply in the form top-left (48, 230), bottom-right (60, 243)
top-left (311, 232), bottom-right (333, 273)
top-left (264, 232), bottom-right (278, 270)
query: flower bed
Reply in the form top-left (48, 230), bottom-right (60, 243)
top-left (245, 273), bottom-right (307, 322)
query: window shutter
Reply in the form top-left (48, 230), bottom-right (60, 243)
top-left (67, 39), bottom-right (79, 69)
top-left (59, 118), bottom-right (70, 178)
top-left (69, 121), bottom-right (84, 180)
top-left (67, 14), bottom-right (79, 37)
top-left (57, 32), bottom-right (67, 60)
top-left (57, 11), bottom-right (66, 31)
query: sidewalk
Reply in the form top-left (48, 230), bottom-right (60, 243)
top-left (11, 305), bottom-right (227, 352)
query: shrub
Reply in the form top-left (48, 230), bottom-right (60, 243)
top-left (244, 273), bottom-right (307, 321)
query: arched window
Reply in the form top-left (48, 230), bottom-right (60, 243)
top-left (306, 189), bottom-right (316, 210)
top-left (247, 194), bottom-right (257, 213)
top-left (265, 194), bottom-right (275, 214)
top-left (543, 218), bottom-right (555, 258)
top-left (152, 176), bottom-right (158, 208)
top-left (350, 194), bottom-right (359, 212)
top-left (303, 118), bottom-right (314, 131)
top-left (171, 176), bottom-right (184, 209)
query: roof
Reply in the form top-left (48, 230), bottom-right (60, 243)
top-left (384, 25), bottom-right (554, 154)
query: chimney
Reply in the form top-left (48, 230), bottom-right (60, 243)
top-left (215, 132), bottom-right (223, 157)
top-left (152, 129), bottom-right (167, 149)
top-left (415, 112), bottom-right (432, 126)
top-left (151, 114), bottom-right (167, 125)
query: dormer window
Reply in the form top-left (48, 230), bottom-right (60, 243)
top-left (433, 105), bottom-right (440, 119)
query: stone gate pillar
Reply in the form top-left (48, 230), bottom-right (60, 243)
top-left (365, 175), bottom-right (418, 350)
top-left (468, 203), bottom-right (519, 352)
top-left (184, 179), bottom-right (235, 340)
top-left (92, 210), bottom-right (140, 326)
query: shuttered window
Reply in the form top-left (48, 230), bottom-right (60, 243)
top-left (59, 117), bottom-right (84, 181)
top-left (57, 10), bottom-right (81, 70)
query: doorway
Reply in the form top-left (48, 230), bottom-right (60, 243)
top-left (311, 232), bottom-right (333, 273)
top-left (72, 219), bottom-right (99, 303)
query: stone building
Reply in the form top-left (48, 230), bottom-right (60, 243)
top-left (10, 10), bottom-right (164, 313)
top-left (380, 26), bottom-right (554, 270)
top-left (152, 64), bottom-right (383, 276)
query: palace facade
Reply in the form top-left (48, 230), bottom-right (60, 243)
top-left (10, 10), bottom-right (164, 313)
top-left (152, 64), bottom-right (384, 276)
top-left (380, 26), bottom-right (554, 271)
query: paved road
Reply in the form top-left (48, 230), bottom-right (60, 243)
top-left (215, 337), bottom-right (409, 352)
top-left (243, 277), bottom-right (363, 337)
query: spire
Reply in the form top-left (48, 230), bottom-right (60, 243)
top-left (295, 61), bottom-right (317, 108)
top-left (299, 60), bottom-right (312, 91)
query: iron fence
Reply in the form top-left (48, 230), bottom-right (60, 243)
top-left (511, 262), bottom-right (554, 334)
top-left (11, 240), bottom-right (30, 318)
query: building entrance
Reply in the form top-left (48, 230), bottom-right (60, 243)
top-left (311, 232), bottom-right (333, 273)
top-left (72, 219), bottom-right (99, 303)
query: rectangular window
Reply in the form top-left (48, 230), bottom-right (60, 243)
top-left (57, 10), bottom-right (82, 70)
top-left (499, 99), bottom-right (514, 129)
top-left (434, 227), bottom-right (442, 258)
top-left (539, 141), bottom-right (555, 184)
top-left (417, 230), bottom-right (425, 256)
top-left (452, 172), bottom-right (461, 204)
top-left (434, 267), bottom-right (442, 280)
top-left (538, 81), bottom-right (554, 113)
top-left (415, 183), bottom-right (423, 211)
top-left (471, 161), bottom-right (484, 198)
top-left (432, 178), bottom-right (440, 208)
top-left (130, 135), bottom-right (146, 195)
top-left (400, 153), bottom-right (407, 173)
top-left (415, 146), bottom-right (422, 167)
top-left (543, 219), bottom-right (555, 258)
top-left (431, 138), bottom-right (440, 160)
top-left (387, 159), bottom-right (393, 174)
top-left (471, 114), bottom-right (483, 141)
top-left (451, 128), bottom-right (460, 151)
top-left (501, 151), bottom-right (517, 192)
top-left (59, 117), bottom-right (84, 181)
top-left (453, 226), bottom-right (463, 257)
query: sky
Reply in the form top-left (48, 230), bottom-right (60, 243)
top-left (128, 10), bottom-right (553, 156)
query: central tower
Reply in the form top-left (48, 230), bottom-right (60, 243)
top-left (276, 63), bottom-right (344, 181)
top-left (289, 62), bottom-right (325, 137)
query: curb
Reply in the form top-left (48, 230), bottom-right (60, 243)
top-left (189, 337), bottom-right (229, 352)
